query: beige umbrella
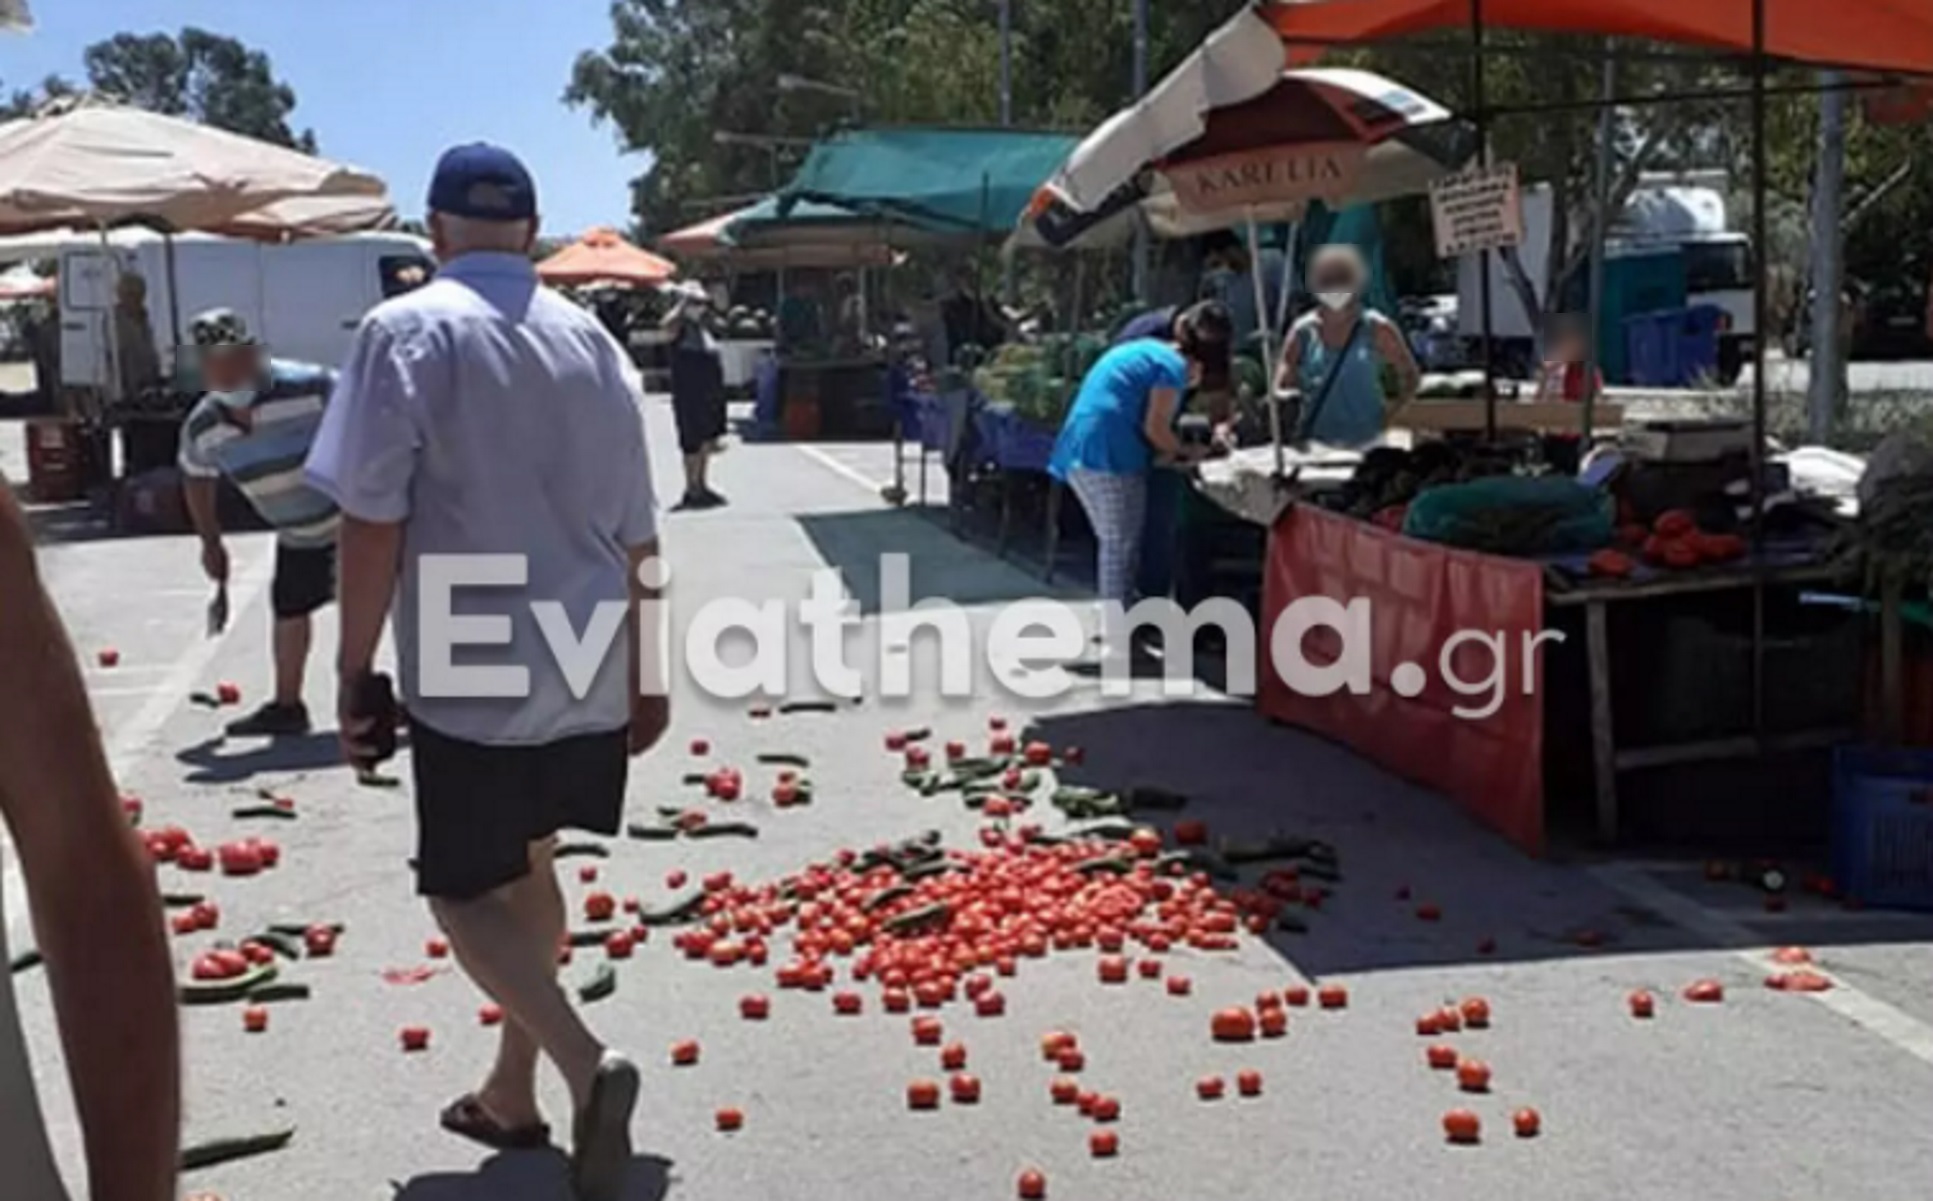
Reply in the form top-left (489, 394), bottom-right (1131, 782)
top-left (0, 101), bottom-right (389, 236)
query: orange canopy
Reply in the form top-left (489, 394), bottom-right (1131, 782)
top-left (535, 227), bottom-right (676, 288)
top-left (1262, 0), bottom-right (1933, 76)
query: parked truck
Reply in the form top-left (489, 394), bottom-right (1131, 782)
top-left (1458, 173), bottom-right (1755, 384)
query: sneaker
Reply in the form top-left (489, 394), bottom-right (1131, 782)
top-left (224, 701), bottom-right (312, 738)
top-left (696, 487), bottom-right (729, 508)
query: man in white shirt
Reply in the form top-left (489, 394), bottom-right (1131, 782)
top-left (305, 144), bottom-right (666, 1201)
top-left (0, 478), bottom-right (179, 1201)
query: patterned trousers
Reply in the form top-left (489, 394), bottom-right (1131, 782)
top-left (1066, 468), bottom-right (1149, 606)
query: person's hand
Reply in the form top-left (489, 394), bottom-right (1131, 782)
top-left (200, 539), bottom-right (229, 583)
top-left (628, 693), bottom-right (670, 756)
top-left (336, 672), bottom-right (380, 769)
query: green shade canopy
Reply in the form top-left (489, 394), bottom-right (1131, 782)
top-left (777, 128), bottom-right (1080, 237)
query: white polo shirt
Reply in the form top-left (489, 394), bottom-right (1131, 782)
top-left (305, 252), bottom-right (658, 746)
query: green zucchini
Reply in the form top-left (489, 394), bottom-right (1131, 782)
top-left (901, 770), bottom-right (938, 790)
top-left (778, 699), bottom-right (839, 715)
top-left (626, 823), bottom-right (679, 841)
top-left (881, 902), bottom-right (951, 935)
top-left (555, 841), bottom-right (612, 859)
top-left (901, 727), bottom-right (932, 743)
top-left (864, 884), bottom-right (916, 913)
top-left (229, 804), bottom-right (298, 820)
top-left (9, 949), bottom-right (41, 974)
top-left (267, 921), bottom-right (343, 938)
top-left (180, 1128), bottom-right (294, 1172)
top-left (681, 772), bottom-right (711, 786)
top-left (1074, 856), bottom-right (1135, 876)
top-left (686, 821), bottom-right (760, 840)
top-left (250, 930), bottom-right (303, 960)
top-left (903, 860), bottom-right (965, 882)
top-left (637, 890), bottom-right (706, 926)
top-left (757, 752), bottom-right (811, 768)
top-left (179, 963), bottom-right (279, 1006)
top-left (568, 928), bottom-right (614, 948)
top-left (1070, 820), bottom-right (1138, 841)
top-left (247, 982), bottom-right (311, 1003)
top-left (951, 756), bottom-right (1009, 780)
top-left (160, 892), bottom-right (205, 909)
top-left (578, 963), bottom-right (617, 1004)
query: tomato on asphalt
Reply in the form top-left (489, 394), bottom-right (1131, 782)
top-left (948, 1073), bottom-right (981, 1104)
top-left (1016, 1168), bottom-right (1046, 1199)
top-left (906, 1079), bottom-right (941, 1110)
top-left (715, 1107), bottom-right (744, 1132)
top-left (1456, 1060), bottom-right (1491, 1093)
top-left (399, 1026), bottom-right (431, 1052)
top-left (1443, 1109), bottom-right (1481, 1144)
top-left (1196, 1075), bottom-right (1225, 1101)
top-left (1236, 1069), bottom-right (1263, 1097)
top-left (242, 1006), bottom-right (269, 1033)
top-left (1513, 1107), bottom-right (1542, 1138)
top-left (1459, 997), bottom-right (1491, 1028)
top-left (1427, 1044), bottom-right (1459, 1070)
top-left (1212, 1007), bottom-right (1256, 1042)
top-left (1628, 989), bottom-right (1656, 1018)
top-left (670, 1039), bottom-right (700, 1065)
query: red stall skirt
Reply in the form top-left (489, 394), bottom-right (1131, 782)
top-left (1257, 505), bottom-right (1549, 855)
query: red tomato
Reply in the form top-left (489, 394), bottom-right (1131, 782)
top-left (241, 1006), bottom-right (268, 1034)
top-left (1165, 974), bottom-right (1192, 996)
top-left (715, 1106), bottom-right (744, 1132)
top-left (1076, 1091), bottom-right (1098, 1116)
top-left (1513, 1107), bottom-right (1542, 1138)
top-left (1090, 1095), bottom-right (1120, 1122)
top-left (1416, 1014), bottom-right (1442, 1036)
top-left (1088, 1129), bottom-right (1119, 1158)
top-left (1023, 741), bottom-right (1052, 766)
top-left (1056, 1047), bottom-right (1085, 1072)
top-left (945, 740), bottom-right (966, 761)
top-left (425, 937), bottom-right (450, 959)
top-left (883, 988), bottom-right (911, 1013)
top-left (1137, 958), bottom-right (1163, 979)
top-left (1443, 1109), bottom-right (1481, 1144)
top-left (584, 892), bottom-right (617, 922)
top-left (832, 991), bottom-right (862, 1015)
top-left (1456, 1060), bottom-right (1492, 1093)
top-left (670, 1039), bottom-right (700, 1066)
top-left (1259, 1008), bottom-right (1288, 1038)
top-left (239, 940), bottom-right (275, 966)
top-left (1211, 1007), bottom-right (1255, 1042)
top-left (1049, 1076), bottom-right (1080, 1105)
top-left (912, 1016), bottom-right (943, 1045)
top-left (988, 716), bottom-right (1008, 732)
top-left (1427, 1044), bottom-right (1459, 1070)
top-left (1283, 985), bottom-right (1311, 1008)
top-left (1017, 1168), bottom-right (1046, 1200)
top-left (177, 846), bottom-right (214, 873)
top-left (98, 648), bottom-right (120, 667)
top-left (948, 1073), bottom-right (981, 1104)
top-left (973, 991), bottom-right (1006, 1017)
top-left (1063, 746), bottom-right (1085, 766)
top-left (211, 949), bottom-right (248, 978)
top-left (1128, 828), bottom-right (1163, 857)
top-left (1628, 989), bottom-right (1656, 1018)
top-left (1683, 978), bottom-right (1725, 1004)
top-left (1415, 903), bottom-right (1442, 922)
top-left (606, 932), bottom-right (635, 960)
top-left (664, 869), bottom-right (688, 890)
top-left (739, 994), bottom-right (770, 1020)
top-left (940, 1042), bottom-right (968, 1070)
top-left (1316, 984), bottom-right (1348, 1010)
top-left (217, 841), bottom-right (264, 876)
top-left (1459, 997), bottom-right (1491, 1028)
top-left (578, 865), bottom-right (599, 884)
top-left (1771, 945), bottom-right (1813, 965)
top-left (1236, 1069), bottom-right (1263, 1097)
top-left (906, 1079), bottom-right (942, 1110)
top-left (1172, 820), bottom-right (1208, 846)
top-left (478, 1004), bottom-right (504, 1027)
top-left (1196, 1075), bottom-right (1225, 1101)
top-left (216, 681), bottom-right (241, 706)
top-left (399, 1026), bottom-right (431, 1052)
top-left (885, 730), bottom-right (908, 751)
top-left (303, 926), bottom-right (336, 957)
top-left (1096, 955), bottom-right (1129, 984)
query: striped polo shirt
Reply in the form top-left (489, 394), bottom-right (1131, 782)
top-left (179, 361), bottom-right (341, 548)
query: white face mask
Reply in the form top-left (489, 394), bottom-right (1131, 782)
top-left (208, 387), bottom-right (256, 411)
top-left (1316, 290), bottom-right (1355, 313)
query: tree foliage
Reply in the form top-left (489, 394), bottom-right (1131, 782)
top-left (3, 27), bottom-right (315, 150)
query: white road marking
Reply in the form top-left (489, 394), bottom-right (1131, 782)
top-left (3, 551), bottom-right (274, 947)
top-left (794, 443), bottom-right (894, 495)
top-left (85, 686), bottom-right (167, 699)
top-left (1591, 861), bottom-right (1933, 1067)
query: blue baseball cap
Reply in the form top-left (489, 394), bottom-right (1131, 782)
top-left (427, 143), bottom-right (538, 222)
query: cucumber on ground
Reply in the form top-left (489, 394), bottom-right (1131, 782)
top-left (902, 860), bottom-right (964, 882)
top-left (901, 727), bottom-right (933, 743)
top-left (637, 891), bottom-right (705, 926)
top-left (554, 841), bottom-right (612, 859)
top-left (681, 772), bottom-right (710, 786)
top-left (881, 902), bottom-right (951, 935)
top-left (230, 804), bottom-right (299, 821)
top-left (756, 752), bottom-right (812, 768)
top-left (686, 822), bottom-right (760, 840)
top-left (179, 963), bottom-right (279, 1006)
top-left (267, 922), bottom-right (343, 938)
top-left (568, 929), bottom-right (614, 948)
top-left (9, 949), bottom-right (41, 974)
top-left (160, 892), bottom-right (205, 909)
top-left (180, 1129), bottom-right (294, 1172)
top-left (864, 884), bottom-right (916, 913)
top-left (247, 982), bottom-right (312, 1003)
top-left (1074, 856), bottom-right (1135, 876)
top-left (777, 699), bottom-right (839, 714)
top-left (250, 930), bottom-right (303, 960)
top-left (626, 823), bottom-right (679, 841)
top-left (577, 963), bottom-right (617, 1004)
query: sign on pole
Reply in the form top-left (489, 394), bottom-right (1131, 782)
top-left (1430, 162), bottom-right (1525, 258)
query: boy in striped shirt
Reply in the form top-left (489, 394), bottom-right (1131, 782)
top-left (178, 309), bottom-right (341, 738)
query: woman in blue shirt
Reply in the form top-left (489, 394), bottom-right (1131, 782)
top-left (1274, 245), bottom-right (1420, 446)
top-left (1049, 301), bottom-right (1233, 608)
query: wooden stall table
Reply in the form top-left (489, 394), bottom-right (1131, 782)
top-left (1391, 399), bottom-right (1626, 435)
top-left (1543, 550), bottom-right (1855, 844)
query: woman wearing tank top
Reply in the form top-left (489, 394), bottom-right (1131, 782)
top-left (1273, 245), bottom-right (1420, 447)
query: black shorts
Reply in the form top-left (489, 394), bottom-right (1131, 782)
top-left (669, 348), bottom-right (727, 455)
top-left (409, 719), bottom-right (629, 900)
top-left (271, 542), bottom-right (336, 620)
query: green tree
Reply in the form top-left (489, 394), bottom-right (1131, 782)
top-left (0, 73), bottom-right (74, 119)
top-left (81, 27), bottom-right (316, 151)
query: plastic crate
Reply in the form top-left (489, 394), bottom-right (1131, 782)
top-left (1831, 746), bottom-right (1933, 911)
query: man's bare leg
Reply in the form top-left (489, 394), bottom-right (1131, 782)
top-left (431, 842), bottom-right (605, 1110)
top-left (272, 615), bottom-right (312, 707)
top-left (469, 841), bottom-right (569, 1128)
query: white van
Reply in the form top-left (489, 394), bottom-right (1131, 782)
top-left (47, 229), bottom-right (433, 393)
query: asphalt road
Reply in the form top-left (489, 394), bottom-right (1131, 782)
top-left (4, 398), bottom-right (1933, 1201)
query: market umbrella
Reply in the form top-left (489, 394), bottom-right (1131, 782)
top-left (536, 226), bottom-right (677, 288)
top-left (0, 101), bottom-right (390, 236)
top-left (658, 201), bottom-right (902, 271)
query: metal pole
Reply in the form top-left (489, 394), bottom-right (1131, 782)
top-left (1581, 44), bottom-right (1616, 447)
top-left (1807, 69), bottom-right (1847, 444)
top-left (1750, 0), bottom-right (1769, 737)
top-left (1130, 0), bottom-right (1149, 301)
top-left (1248, 210), bottom-right (1284, 479)
top-left (1471, 0), bottom-right (1496, 441)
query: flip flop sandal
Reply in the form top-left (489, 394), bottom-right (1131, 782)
top-left (439, 1094), bottom-right (551, 1152)
top-left (570, 1054), bottom-right (641, 1201)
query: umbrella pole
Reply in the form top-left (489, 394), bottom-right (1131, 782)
top-left (1247, 209), bottom-right (1284, 480)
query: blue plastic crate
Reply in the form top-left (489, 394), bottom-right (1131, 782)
top-left (1831, 746), bottom-right (1933, 912)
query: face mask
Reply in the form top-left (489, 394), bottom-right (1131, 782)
top-left (1316, 290), bottom-right (1355, 313)
top-left (208, 387), bottom-right (256, 410)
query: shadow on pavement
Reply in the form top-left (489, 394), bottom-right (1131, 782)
top-left (796, 509), bottom-right (1076, 613)
top-left (175, 731), bottom-right (354, 784)
top-left (1023, 697), bottom-right (1933, 979)
top-left (392, 1151), bottom-right (671, 1201)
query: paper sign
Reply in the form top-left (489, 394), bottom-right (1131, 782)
top-left (1164, 143), bottom-right (1367, 215)
top-left (1430, 163), bottom-right (1525, 258)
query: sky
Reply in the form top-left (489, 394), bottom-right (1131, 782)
top-left (0, 0), bottom-right (647, 236)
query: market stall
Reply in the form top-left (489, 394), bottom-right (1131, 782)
top-left (1237, 0), bottom-right (1931, 859)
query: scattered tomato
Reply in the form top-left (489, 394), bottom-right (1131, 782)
top-left (715, 1107), bottom-right (744, 1132)
top-left (1017, 1168), bottom-right (1047, 1199)
top-left (1317, 984), bottom-right (1348, 1010)
top-left (1683, 979), bottom-right (1725, 1004)
top-left (216, 681), bottom-right (241, 706)
top-left (1023, 741), bottom-right (1053, 766)
top-left (1097, 955), bottom-right (1129, 984)
top-left (242, 1006), bottom-right (269, 1033)
top-left (1137, 958), bottom-right (1163, 979)
top-left (1196, 1075), bottom-right (1225, 1101)
top-left (97, 648), bottom-right (120, 667)
top-left (1166, 974), bottom-right (1192, 996)
top-left (739, 994), bottom-right (771, 1020)
top-left (1236, 1069), bottom-right (1263, 1097)
top-left (1771, 946), bottom-right (1813, 966)
top-left (906, 1079), bottom-right (942, 1110)
top-left (1628, 989), bottom-right (1656, 1019)
top-left (399, 1026), bottom-right (430, 1052)
top-left (239, 940), bottom-right (275, 966)
top-left (1173, 820), bottom-right (1208, 846)
top-left (1417, 1014), bottom-right (1442, 1036)
top-left (1459, 997), bottom-right (1491, 1028)
top-left (832, 990), bottom-right (863, 1015)
top-left (912, 1017), bottom-right (943, 1045)
top-left (478, 1004), bottom-right (504, 1027)
top-left (583, 892), bottom-right (617, 922)
top-left (1091, 1095), bottom-right (1120, 1122)
top-left (302, 925), bottom-right (336, 957)
top-left (949, 1073), bottom-right (981, 1104)
top-left (1415, 903), bottom-right (1442, 922)
top-left (1056, 1047), bottom-right (1085, 1072)
top-left (1513, 1107), bottom-right (1542, 1138)
top-left (941, 1042), bottom-right (968, 1070)
top-left (1765, 969), bottom-right (1833, 993)
top-left (425, 937), bottom-right (449, 959)
top-left (945, 740), bottom-right (966, 761)
top-left (606, 932), bottom-right (635, 960)
top-left (1427, 1044), bottom-right (1459, 1070)
top-left (1088, 1130), bottom-right (1118, 1158)
top-left (1443, 1109), bottom-right (1482, 1144)
top-left (1259, 1008), bottom-right (1288, 1038)
top-left (1050, 1077), bottom-right (1080, 1105)
top-left (1456, 1060), bottom-right (1491, 1093)
top-left (974, 991), bottom-right (1006, 1017)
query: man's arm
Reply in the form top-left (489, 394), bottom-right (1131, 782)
top-left (179, 422), bottom-right (227, 582)
top-left (0, 479), bottom-right (178, 1201)
top-left (627, 538), bottom-right (669, 755)
top-left (1375, 317), bottom-right (1423, 411)
top-left (336, 515), bottom-right (403, 683)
